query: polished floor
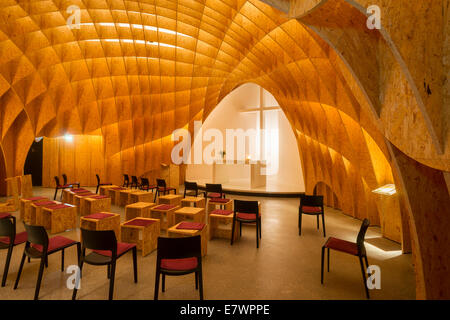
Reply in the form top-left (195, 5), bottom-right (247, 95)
top-left (0, 187), bottom-right (415, 300)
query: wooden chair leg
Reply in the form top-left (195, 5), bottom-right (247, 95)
top-left (132, 247), bottom-right (138, 283)
top-left (195, 272), bottom-right (198, 290)
top-left (54, 188), bottom-right (58, 200)
top-left (321, 246), bottom-right (325, 284)
top-left (2, 246), bottom-right (13, 287)
top-left (198, 268), bottom-right (204, 300)
top-left (358, 256), bottom-right (370, 299)
top-left (162, 274), bottom-right (166, 292)
top-left (327, 248), bottom-right (330, 272)
top-left (34, 258), bottom-right (46, 300)
top-left (108, 262), bottom-right (116, 300)
top-left (322, 213), bottom-right (326, 237)
top-left (154, 272), bottom-right (160, 300)
top-left (298, 211), bottom-right (302, 235)
top-left (14, 252), bottom-right (26, 289)
top-left (72, 260), bottom-right (83, 300)
top-left (61, 249), bottom-right (65, 271)
top-left (256, 222), bottom-right (259, 248)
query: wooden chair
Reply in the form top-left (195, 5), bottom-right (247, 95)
top-left (130, 176), bottom-right (140, 189)
top-left (72, 229), bottom-right (137, 300)
top-left (183, 181), bottom-right (198, 197)
top-left (62, 174), bottom-right (80, 189)
top-left (231, 200), bottom-right (261, 248)
top-left (123, 174), bottom-right (130, 188)
top-left (154, 235), bottom-right (203, 300)
top-left (154, 179), bottom-right (176, 202)
top-left (0, 215), bottom-right (27, 287)
top-left (53, 176), bottom-right (70, 200)
top-left (299, 194), bottom-right (326, 237)
top-left (140, 177), bottom-right (156, 192)
top-left (14, 224), bottom-right (80, 300)
top-left (321, 218), bottom-right (371, 299)
top-left (204, 183), bottom-right (225, 199)
top-left (96, 174), bottom-right (112, 194)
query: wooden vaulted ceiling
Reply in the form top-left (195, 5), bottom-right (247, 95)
top-left (0, 0), bottom-right (449, 299)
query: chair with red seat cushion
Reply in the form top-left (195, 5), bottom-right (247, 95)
top-left (231, 200), bottom-right (261, 248)
top-left (140, 177), bottom-right (157, 192)
top-left (298, 194), bottom-right (326, 237)
top-left (203, 183), bottom-right (225, 199)
top-left (154, 235), bottom-right (203, 300)
top-left (72, 229), bottom-right (137, 300)
top-left (53, 176), bottom-right (71, 200)
top-left (96, 174), bottom-right (113, 194)
top-left (14, 224), bottom-right (80, 300)
top-left (183, 181), bottom-right (199, 197)
top-left (63, 174), bottom-right (80, 190)
top-left (321, 219), bottom-right (371, 299)
top-left (0, 216), bottom-right (27, 287)
top-left (154, 178), bottom-right (177, 202)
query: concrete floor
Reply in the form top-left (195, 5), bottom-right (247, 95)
top-left (0, 187), bottom-right (415, 300)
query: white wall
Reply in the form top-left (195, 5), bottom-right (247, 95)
top-left (186, 83), bottom-right (305, 192)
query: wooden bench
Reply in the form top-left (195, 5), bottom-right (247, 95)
top-left (80, 212), bottom-right (121, 239)
top-left (81, 195), bottom-right (111, 216)
top-left (158, 194), bottom-right (182, 206)
top-left (125, 202), bottom-right (157, 221)
top-left (150, 204), bottom-right (180, 230)
top-left (129, 191), bottom-right (155, 204)
top-left (173, 207), bottom-right (206, 225)
top-left (181, 196), bottom-right (206, 208)
top-left (208, 209), bottom-right (239, 241)
top-left (20, 196), bottom-right (48, 223)
top-left (168, 222), bottom-right (208, 256)
top-left (40, 203), bottom-right (77, 234)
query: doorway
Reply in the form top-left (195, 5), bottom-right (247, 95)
top-left (24, 138), bottom-right (43, 186)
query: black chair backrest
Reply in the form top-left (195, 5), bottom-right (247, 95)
top-left (132, 176), bottom-right (138, 184)
top-left (81, 229), bottom-right (117, 257)
top-left (300, 194), bottom-right (323, 207)
top-left (234, 200), bottom-right (259, 215)
top-left (205, 183), bottom-right (222, 195)
top-left (24, 224), bottom-right (49, 251)
top-left (184, 181), bottom-right (198, 197)
top-left (123, 174), bottom-right (129, 182)
top-left (157, 235), bottom-right (201, 260)
top-left (356, 219), bottom-right (370, 254)
top-left (62, 174), bottom-right (68, 185)
top-left (54, 176), bottom-right (61, 187)
top-left (141, 177), bottom-right (149, 187)
top-left (156, 179), bottom-right (166, 188)
top-left (96, 174), bottom-right (100, 184)
top-left (0, 216), bottom-right (16, 242)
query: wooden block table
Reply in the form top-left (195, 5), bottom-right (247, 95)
top-left (125, 202), bottom-right (157, 221)
top-left (108, 187), bottom-right (128, 206)
top-left (80, 212), bottom-right (121, 239)
top-left (158, 194), bottom-right (182, 206)
top-left (99, 185), bottom-right (118, 196)
top-left (168, 222), bottom-right (208, 256)
top-left (208, 209), bottom-right (239, 241)
top-left (20, 196), bottom-right (48, 223)
top-left (40, 204), bottom-right (77, 234)
top-left (181, 197), bottom-right (206, 208)
top-left (173, 207), bottom-right (206, 225)
top-left (81, 195), bottom-right (111, 216)
top-left (73, 192), bottom-right (97, 215)
top-left (62, 188), bottom-right (90, 204)
top-left (121, 218), bottom-right (160, 256)
top-left (207, 198), bottom-right (233, 214)
top-left (129, 191), bottom-right (155, 204)
top-left (30, 201), bottom-right (58, 225)
top-left (150, 204), bottom-right (180, 230)
top-left (119, 189), bottom-right (139, 207)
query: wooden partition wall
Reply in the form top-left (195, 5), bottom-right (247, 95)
top-left (42, 135), bottom-right (105, 187)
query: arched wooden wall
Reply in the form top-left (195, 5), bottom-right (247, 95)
top-left (0, 0), bottom-right (448, 299)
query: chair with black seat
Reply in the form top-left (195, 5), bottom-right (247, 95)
top-left (231, 200), bottom-right (261, 248)
top-left (298, 194), bottom-right (326, 237)
top-left (203, 183), bottom-right (225, 199)
top-left (321, 218), bottom-right (371, 299)
top-left (183, 181), bottom-right (198, 197)
top-left (123, 174), bottom-right (130, 188)
top-left (0, 215), bottom-right (28, 287)
top-left (62, 174), bottom-right (80, 189)
top-left (72, 229), bottom-right (137, 300)
top-left (154, 179), bottom-right (177, 202)
top-left (54, 176), bottom-right (70, 200)
top-left (96, 174), bottom-right (112, 194)
top-left (140, 177), bottom-right (156, 192)
top-left (154, 235), bottom-right (203, 300)
top-left (14, 224), bottom-right (80, 300)
top-left (130, 175), bottom-right (140, 189)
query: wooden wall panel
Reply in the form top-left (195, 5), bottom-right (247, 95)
top-left (42, 135), bottom-right (105, 187)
